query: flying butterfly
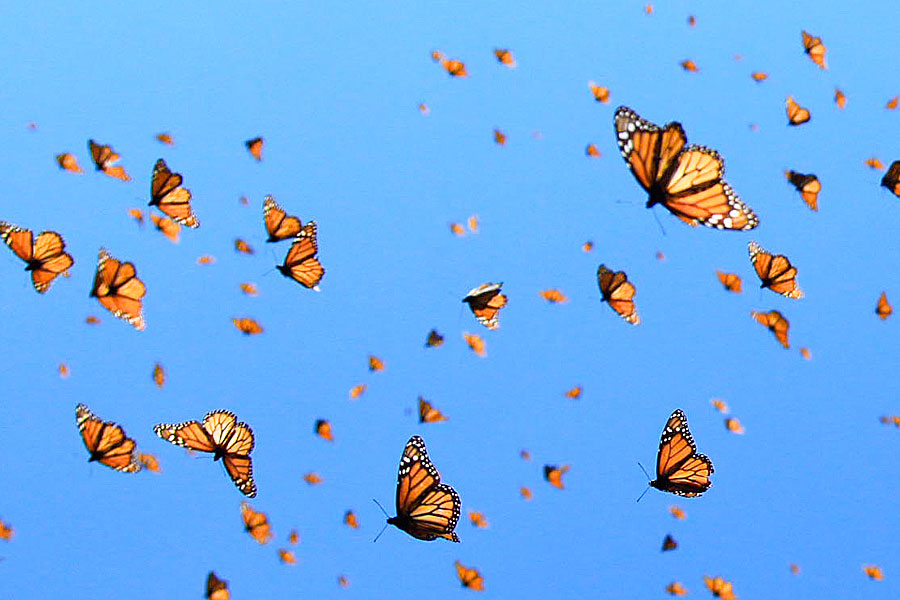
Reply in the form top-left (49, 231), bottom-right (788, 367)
top-left (234, 239), bottom-right (254, 255)
top-left (835, 88), bottom-right (846, 109)
top-left (544, 464), bottom-right (571, 489)
top-left (680, 59), bottom-right (699, 72)
top-left (876, 292), bottom-right (892, 320)
top-left (156, 133), bottom-right (174, 146)
top-left (75, 403), bottom-right (141, 473)
top-left (462, 283), bottom-right (507, 329)
top-left (425, 329), bottom-right (444, 347)
top-left (232, 318), bottom-right (263, 335)
top-left (493, 48), bottom-right (515, 67)
top-left (368, 355), bottom-right (384, 372)
top-left (386, 435), bottom-right (461, 542)
top-left (0, 518), bottom-right (13, 541)
top-left (150, 214), bottom-right (180, 243)
top-left (539, 288), bottom-right (568, 304)
top-left (0, 222), bottom-right (74, 294)
top-left (748, 242), bottom-right (804, 298)
top-left (138, 452), bottom-right (161, 473)
top-left (785, 171), bottom-right (820, 211)
top-left (206, 572), bottom-right (229, 600)
top-left (751, 310), bottom-right (790, 349)
top-left (287, 529), bottom-right (299, 545)
top-left (863, 565), bottom-right (884, 581)
top-left (263, 195), bottom-right (302, 241)
top-left (455, 561), bottom-right (484, 591)
top-left (343, 510), bottom-right (359, 529)
top-left (666, 582), bottom-right (688, 596)
top-left (751, 72), bottom-right (768, 82)
top-left (88, 139), bottom-right (131, 180)
top-left (704, 575), bottom-right (738, 599)
top-left (565, 386), bottom-right (582, 399)
top-left (589, 81), bottom-right (610, 103)
top-left (725, 417), bottom-right (745, 434)
top-left (801, 30), bottom-right (827, 69)
top-left (867, 157), bottom-right (885, 170)
top-left (90, 248), bottom-right (146, 330)
top-left (716, 271), bottom-right (742, 293)
top-left (647, 409), bottom-right (714, 497)
top-left (154, 410), bottom-right (257, 497)
top-left (597, 264), bottom-right (640, 324)
top-left (586, 144), bottom-right (601, 157)
top-left (149, 159), bottom-right (199, 228)
top-left (614, 106), bottom-right (758, 230)
top-left (661, 534), bottom-right (678, 551)
top-left (56, 153), bottom-right (84, 173)
top-left (881, 161), bottom-right (900, 198)
top-left (786, 96), bottom-right (811, 125)
top-left (463, 332), bottom-right (486, 356)
top-left (303, 472), bottom-right (323, 485)
top-left (493, 129), bottom-right (507, 146)
top-left (314, 419), bottom-right (334, 441)
top-left (246, 137), bottom-right (264, 161)
top-left (277, 549), bottom-right (297, 565)
top-left (349, 384), bottom-right (367, 399)
top-left (277, 222), bottom-right (324, 290)
top-left (152, 362), bottom-right (165, 388)
top-left (468, 511), bottom-right (488, 528)
top-left (887, 97), bottom-right (899, 110)
top-left (240, 501), bottom-right (272, 543)
top-left (128, 208), bottom-right (145, 227)
top-left (418, 396), bottom-right (449, 423)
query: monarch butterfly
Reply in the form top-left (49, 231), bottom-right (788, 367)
top-left (418, 103), bottom-right (430, 115)
top-left (665, 582), bottom-right (688, 596)
top-left (128, 208), bottom-right (145, 227)
top-left (75, 403), bottom-right (142, 473)
top-left (343, 510), bottom-right (359, 528)
top-left (314, 419), bottom-right (334, 441)
top-left (56, 153), bottom-right (83, 173)
top-left (597, 264), bottom-right (640, 324)
top-left (716, 271), bottom-right (742, 293)
top-left (863, 565), bottom-right (885, 580)
top-left (867, 157), bottom-right (885, 170)
top-left (876, 292), bottom-right (892, 320)
top-left (386, 435), bottom-right (461, 542)
top-left (648, 409), bottom-right (714, 497)
top-left (614, 106), bottom-right (758, 230)
top-left (90, 248), bottom-right (146, 330)
top-left (154, 410), bottom-right (257, 497)
top-left (785, 171), bottom-right (820, 211)
top-left (463, 332), bottom-right (486, 356)
top-left (303, 472), bottom-right (323, 485)
top-left (197, 254), bottom-right (216, 265)
top-left (661, 534), bottom-right (678, 551)
top-left (287, 529), bottom-right (299, 545)
top-left (543, 464), bottom-right (571, 489)
top-left (881, 161), bottom-right (900, 198)
top-left (519, 449), bottom-right (531, 460)
top-left (232, 317), bottom-right (263, 335)
top-left (450, 222), bottom-right (466, 236)
top-left (150, 213), bottom-right (180, 243)
top-left (277, 222), bottom-right (324, 290)
top-left (418, 396), bottom-right (449, 423)
top-left (155, 133), bottom-right (174, 146)
top-left (0, 518), bottom-right (13, 541)
top-left (234, 239), bottom-right (254, 255)
top-left (149, 159), bottom-right (199, 228)
top-left (441, 58), bottom-right (467, 77)
top-left (539, 288), bottom-right (568, 303)
top-left (368, 355), bottom-right (384, 372)
top-left (337, 575), bottom-right (349, 588)
top-left (493, 129), bottom-right (507, 146)
top-left (834, 88), bottom-right (846, 109)
top-left (246, 137), bottom-right (264, 161)
top-left (586, 144), bottom-right (601, 157)
top-left (725, 417), bottom-right (745, 434)
top-left (789, 564), bottom-right (801, 575)
top-left (711, 398), bottom-right (728, 413)
top-left (0, 222), bottom-right (74, 294)
top-left (800, 346), bottom-right (811, 360)
top-left (425, 329), bottom-right (444, 347)
top-left (455, 561), bottom-right (484, 590)
top-left (59, 362), bottom-right (70, 378)
top-left (786, 96), bottom-right (811, 126)
top-left (88, 139), bottom-right (131, 180)
top-left (519, 486), bottom-right (532, 500)
top-left (468, 511), bottom-right (488, 528)
top-left (463, 283), bottom-right (507, 329)
top-left (801, 30), bottom-right (827, 69)
top-left (467, 215), bottom-right (479, 233)
top-left (565, 386), bottom-right (582, 399)
top-left (240, 282), bottom-right (258, 296)
top-left (262, 196), bottom-right (302, 242)
top-left (206, 571), bottom-right (229, 600)
top-left (887, 96), bottom-right (899, 110)
top-left (583, 240), bottom-right (594, 252)
top-left (152, 362), bottom-right (165, 388)
top-left (138, 452), bottom-right (161, 473)
top-left (704, 575), bottom-right (737, 599)
top-left (493, 48), bottom-right (515, 67)
top-left (85, 315), bottom-right (101, 325)
top-left (349, 384), bottom-right (367, 399)
top-left (589, 82), bottom-right (610, 103)
top-left (687, 15), bottom-right (696, 26)
top-left (751, 72), bottom-right (768, 82)
top-left (748, 242), bottom-right (803, 298)
top-left (680, 59), bottom-right (699, 72)
top-left (239, 501), bottom-right (272, 544)
top-left (669, 505), bottom-right (686, 520)
top-left (277, 549), bottom-right (297, 565)
top-left (751, 310), bottom-right (790, 348)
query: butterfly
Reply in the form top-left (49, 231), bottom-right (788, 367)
top-left (455, 561), bottom-right (484, 590)
top-left (88, 140), bottom-right (131, 180)
top-left (368, 355), bottom-right (384, 372)
top-left (418, 396), bottom-right (449, 423)
top-left (425, 329), bottom-right (444, 347)
top-left (725, 417), bottom-right (745, 434)
top-left (138, 452), bottom-right (161, 473)
top-left (565, 386), bottom-right (582, 399)
top-left (751, 72), bottom-right (768, 82)
top-left (748, 242), bottom-right (803, 298)
top-left (197, 255), bottom-right (216, 265)
top-left (240, 283), bottom-right (259, 296)
top-left (665, 582), bottom-right (688, 596)
top-left (343, 510), bottom-right (359, 528)
top-left (56, 153), bottom-right (84, 173)
top-left (0, 222), bottom-right (74, 293)
top-left (287, 529), bottom-right (299, 545)
top-left (463, 332), bottom-right (486, 356)
top-left (582, 240), bottom-right (594, 252)
top-left (786, 96), bottom-right (811, 125)
top-left (128, 208), bottom-right (145, 227)
top-left (277, 549), bottom-right (297, 564)
top-left (441, 58), bottom-right (467, 77)
top-left (240, 501), bottom-right (272, 543)
top-left (303, 472), bottom-right (323, 485)
top-left (263, 196), bottom-right (302, 241)
top-left (90, 248), bottom-right (146, 330)
top-left (154, 410), bottom-right (257, 497)
top-left (245, 137), bottom-right (264, 161)
top-left (669, 505), bottom-right (686, 520)
top-left (314, 419), bottom-right (334, 441)
top-left (155, 133), bottom-right (174, 146)
top-left (711, 399), bottom-right (728, 413)
top-left (544, 464), bottom-right (571, 489)
top-left (586, 144), bottom-right (601, 157)
top-left (881, 161), bottom-right (900, 198)
top-left (540, 288), bottom-right (568, 303)
top-left (234, 239), bottom-right (254, 255)
top-left (648, 409), bottom-right (714, 497)
top-left (867, 157), bottom-right (886, 170)
top-left (519, 487), bottom-right (533, 500)
top-left (800, 347), bottom-right (811, 360)
top-left (75, 403), bottom-right (141, 473)
top-left (876, 292), bottom-right (892, 320)
top-left (801, 30), bottom-right (827, 69)
top-left (152, 363), bottom-right (165, 388)
top-left (277, 222), bottom-right (324, 290)
top-left (468, 511), bottom-right (488, 528)
top-left (337, 575), bottom-right (349, 588)
top-left (349, 384), bottom-right (367, 399)
top-left (232, 317), bottom-right (263, 335)
top-left (751, 310), bottom-right (790, 348)
top-left (614, 106), bottom-right (758, 230)
top-left (0, 518), bottom-right (13, 541)
top-left (863, 565), bottom-right (885, 581)
top-left (463, 282), bottom-right (507, 329)
top-left (149, 159), bottom-right (199, 228)
top-left (466, 215), bottom-right (479, 233)
top-left (150, 214), bottom-right (180, 243)
top-left (519, 450), bottom-right (531, 460)
top-left (887, 97), bottom-right (899, 110)
top-left (589, 81), bottom-right (610, 103)
top-left (716, 271), bottom-right (742, 293)
top-left (661, 534), bottom-right (678, 551)
top-left (493, 129), bottom-right (507, 145)
top-left (597, 264), bottom-right (640, 324)
top-left (386, 435), bottom-right (461, 542)
top-left (704, 576), bottom-right (737, 599)
top-left (789, 564), bottom-right (801, 575)
top-left (59, 363), bottom-right (70, 378)
top-left (680, 59), bottom-right (699, 72)
top-left (450, 222), bottom-right (466, 236)
top-left (835, 88), bottom-right (846, 109)
top-left (493, 48), bottom-right (515, 67)
top-left (206, 572), bottom-right (229, 600)
top-left (785, 171), bottom-right (820, 211)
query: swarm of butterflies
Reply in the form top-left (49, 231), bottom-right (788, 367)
top-left (2, 14), bottom-right (897, 600)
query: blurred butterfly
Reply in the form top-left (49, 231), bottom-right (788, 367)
top-left (876, 292), bottom-right (892, 320)
top-left (493, 129), bottom-right (507, 146)
top-left (56, 153), bottom-right (84, 173)
top-left (85, 315), bottom-right (101, 325)
top-left (337, 575), bottom-right (349, 588)
top-left (494, 48), bottom-right (515, 67)
top-left (463, 332), bottom-right (486, 357)
top-left (240, 282), bottom-right (259, 296)
top-left (314, 419), bottom-right (334, 441)
top-left (582, 240), bottom-right (594, 252)
top-left (647, 409), bottom-right (714, 497)
top-left (468, 511), bottom-right (488, 528)
top-left (786, 96), bottom-right (810, 125)
top-left (597, 264), bottom-right (640, 324)
top-left (881, 161), bottom-right (900, 198)
top-left (441, 58), bottom-right (467, 77)
top-left (669, 506), bottom-right (686, 520)
top-left (386, 435), bottom-right (461, 542)
top-left (197, 255), bottom-right (216, 265)
top-left (614, 106), bottom-right (758, 230)
top-left (467, 215), bottom-right (479, 233)
top-left (589, 81), bottom-right (610, 103)
top-left (661, 534), bottom-right (678, 551)
top-left (711, 399), bottom-right (728, 413)
top-left (519, 449), bottom-right (530, 460)
top-left (450, 222), bottom-right (466, 236)
top-left (687, 15), bottom-right (696, 26)
top-left (751, 72), bottom-right (768, 82)
top-left (463, 283), bottom-right (507, 329)
top-left (716, 271), bottom-right (742, 293)
top-left (263, 195), bottom-right (302, 242)
top-left (368, 355), bottom-right (384, 372)
top-left (343, 510), bottom-right (359, 529)
top-left (887, 97), bottom-right (899, 110)
top-left (88, 139), bottom-right (130, 180)
top-left (0, 222), bottom-right (74, 294)
top-left (206, 572), bottom-right (229, 600)
top-left (155, 133), bottom-right (174, 146)
top-left (277, 549), bottom-right (297, 565)
top-left (150, 214), bottom-right (180, 243)
top-left (863, 563), bottom-right (883, 580)
top-left (59, 362), bottom-right (70, 378)
top-left (138, 452), bottom-right (161, 473)
top-left (751, 310), bottom-right (790, 348)
top-left (656, 251), bottom-right (666, 261)
top-left (154, 410), bottom-right (257, 497)
top-left (150, 159), bottom-right (199, 228)
top-left (277, 222), bottom-right (324, 290)
top-left (287, 530), bottom-right (299, 545)
top-left (75, 403), bottom-right (141, 473)
top-left (665, 582), bottom-right (688, 596)
top-left (425, 329), bottom-right (444, 347)
top-left (152, 363), bottom-right (165, 388)
top-left (349, 384), bottom-right (367, 399)
top-left (418, 396), bottom-right (448, 423)
top-left (785, 171), bottom-right (820, 211)
top-left (801, 30), bottom-right (827, 69)
top-left (418, 103), bottom-right (430, 115)
top-left (834, 88), bottom-right (846, 109)
top-left (539, 288), bottom-right (568, 304)
top-left (704, 576), bottom-right (737, 599)
top-left (303, 472), bottom-right (323, 485)
top-left (519, 487), bottom-right (532, 500)
top-left (680, 59), bottom-right (698, 72)
top-left (565, 386), bottom-right (582, 399)
top-left (544, 464), bottom-right (571, 489)
top-left (90, 248), bottom-right (146, 330)
top-left (0, 519), bottom-right (13, 541)
top-left (455, 561), bottom-right (484, 591)
top-left (128, 208), bottom-right (145, 227)
top-left (800, 347), bottom-right (811, 360)
top-left (725, 417), bottom-right (745, 434)
top-left (586, 144), bottom-right (601, 157)
top-left (234, 239), bottom-right (254, 255)
top-left (867, 157), bottom-right (885, 170)
top-left (789, 564), bottom-right (801, 575)
top-left (748, 242), bottom-right (803, 298)
top-left (246, 137), bottom-right (264, 161)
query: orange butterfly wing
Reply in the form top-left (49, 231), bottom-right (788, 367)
top-left (876, 292), bottom-right (892, 320)
top-left (650, 409), bottom-right (714, 497)
top-left (240, 501), bottom-right (273, 544)
top-left (455, 561), bottom-right (485, 590)
top-left (462, 283), bottom-right (507, 329)
top-left (75, 404), bottom-right (141, 473)
top-left (881, 161), bottom-right (900, 198)
top-left (0, 224), bottom-right (74, 294)
top-left (277, 222), bottom-right (324, 290)
top-left (150, 159), bottom-right (199, 228)
top-left (263, 195), bottom-right (302, 241)
top-left (90, 248), bottom-right (146, 330)
top-left (597, 265), bottom-right (640, 324)
top-left (88, 139), bottom-right (131, 180)
top-left (246, 137), bottom-right (264, 161)
top-left (748, 242), bottom-right (803, 298)
top-left (786, 96), bottom-right (811, 125)
top-left (785, 171), bottom-right (820, 211)
top-left (751, 310), bottom-right (790, 348)
top-left (801, 30), bottom-right (827, 69)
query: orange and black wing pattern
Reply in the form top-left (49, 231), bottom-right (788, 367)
top-left (75, 404), bottom-right (141, 473)
top-left (649, 409), bottom-right (714, 497)
top-left (455, 561), bottom-right (484, 590)
top-left (751, 310), bottom-right (790, 348)
top-left (56, 153), bottom-right (83, 173)
top-left (0, 222), bottom-right (74, 294)
top-left (425, 329), bottom-right (444, 347)
top-left (246, 137), bottom-right (264, 161)
top-left (614, 106), bottom-right (758, 230)
top-left (801, 30), bottom-right (827, 69)
top-left (88, 139), bottom-right (131, 180)
top-left (748, 242), bottom-right (803, 298)
top-left (149, 159), bottom-right (199, 228)
top-left (786, 96), bottom-right (811, 125)
top-left (263, 195), bottom-right (302, 241)
top-left (418, 396), bottom-right (449, 423)
top-left (240, 501), bottom-right (273, 544)
top-left (462, 283), bottom-right (507, 329)
top-left (206, 572), bottom-right (230, 600)
top-left (716, 271), bottom-right (742, 293)
top-left (704, 575), bottom-right (738, 599)
top-left (277, 222), bottom-right (324, 290)
top-left (876, 292), bottom-right (892, 320)
top-left (90, 248), bottom-right (146, 330)
top-left (387, 435), bottom-right (460, 542)
top-left (881, 161), bottom-right (900, 198)
top-left (785, 171), bottom-right (820, 211)
top-left (597, 264), bottom-right (639, 324)
top-left (544, 464), bottom-right (571, 489)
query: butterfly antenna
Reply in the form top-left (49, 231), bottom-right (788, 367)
top-left (635, 486), bottom-right (651, 503)
top-left (372, 498), bottom-right (389, 518)
top-left (652, 209), bottom-right (667, 236)
top-left (372, 522), bottom-right (389, 543)
top-left (637, 461), bottom-right (651, 480)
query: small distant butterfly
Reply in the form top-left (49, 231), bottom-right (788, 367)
top-left (589, 81), bottom-right (610, 103)
top-left (648, 409), bottom-right (714, 497)
top-left (240, 283), bottom-right (259, 296)
top-left (150, 159), bottom-right (199, 228)
top-left (287, 530), bottom-right (299, 545)
top-left (786, 96), bottom-right (811, 125)
top-left (0, 221), bottom-right (74, 294)
top-left (680, 59), bottom-right (698, 72)
top-left (711, 399), bottom-right (728, 413)
top-left (56, 153), bottom-right (84, 173)
top-left (368, 355), bottom-right (384, 372)
top-left (520, 487), bottom-right (533, 500)
top-left (155, 133), bottom-right (174, 146)
top-left (151, 214), bottom-right (180, 243)
top-left (277, 222), bottom-right (324, 290)
top-left (58, 363), bottom-right (70, 378)
top-left (206, 572), bottom-right (229, 600)
top-left (543, 464), bottom-right (571, 489)
top-left (862, 564), bottom-right (883, 580)
top-left (887, 96), bottom-right (899, 110)
top-left (867, 157), bottom-right (886, 170)
top-left (704, 576), bottom-right (737, 599)
top-left (785, 171), bottom-right (820, 211)
top-left (90, 248), bottom-right (145, 330)
top-left (493, 48), bottom-right (515, 67)
top-left (751, 310), bottom-right (790, 348)
top-left (75, 403), bottom-right (141, 473)
top-left (349, 384), bottom-right (367, 399)
top-left (687, 15), bottom-right (696, 26)
top-left (463, 332), bottom-right (486, 357)
top-left (801, 30), bottom-right (827, 69)
top-left (725, 417), bottom-right (745, 434)
top-left (789, 564), bottom-right (801, 575)
top-left (463, 283), bottom-right (507, 329)
top-left (597, 265), bottom-right (640, 324)
top-left (89, 139), bottom-right (130, 180)
top-left (138, 452), bottom-right (161, 473)
top-left (277, 549), bottom-right (297, 565)
top-left (450, 222), bottom-right (466, 236)
top-left (493, 129), bottom-right (507, 145)
top-left (751, 72), bottom-right (768, 82)
top-left (881, 161), bottom-right (900, 198)
top-left (234, 239), bottom-right (254, 255)
top-left (128, 208), bottom-right (145, 227)
top-left (152, 363), bottom-right (165, 388)
top-left (314, 419), bottom-right (333, 441)
top-left (834, 88), bottom-right (846, 109)
top-left (246, 137), bottom-right (264, 161)
top-left (337, 575), bottom-right (349, 588)
top-left (425, 329), bottom-right (444, 347)
top-left (455, 561), bottom-right (484, 591)
top-left (467, 215), bottom-right (479, 233)
top-left (716, 271), bottom-right (742, 293)
top-left (303, 472), bottom-right (323, 485)
top-left (876, 292), bottom-right (892, 320)
top-left (661, 534), bottom-right (678, 551)
top-left (519, 450), bottom-right (530, 461)
top-left (418, 396), bottom-right (449, 423)
top-left (197, 255), bottom-right (216, 265)
top-left (586, 144), bottom-right (601, 157)
top-left (565, 386), bottom-right (582, 399)
top-left (343, 510), bottom-right (359, 529)
top-left (263, 195), bottom-right (302, 242)
top-left (800, 347), bottom-right (811, 360)
top-left (669, 506), bottom-right (686, 520)
top-left (468, 511), bottom-right (488, 528)
top-left (666, 582), bottom-right (688, 596)
top-left (232, 318), bottom-right (263, 335)
top-left (748, 242), bottom-right (803, 298)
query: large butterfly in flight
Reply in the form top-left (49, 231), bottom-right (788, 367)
top-left (75, 404), bottom-right (142, 473)
top-left (277, 222), bottom-right (324, 290)
top-left (614, 106), bottom-right (758, 230)
top-left (90, 248), bottom-right (146, 330)
top-left (0, 222), bottom-right (73, 294)
top-left (648, 409), bottom-right (714, 497)
top-left (462, 283), bottom-right (507, 329)
top-left (149, 159), bottom-right (199, 228)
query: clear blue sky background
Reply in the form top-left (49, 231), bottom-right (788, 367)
top-left (0, 1), bottom-right (898, 598)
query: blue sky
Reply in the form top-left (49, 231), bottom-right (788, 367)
top-left (0, 1), bottom-right (898, 598)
